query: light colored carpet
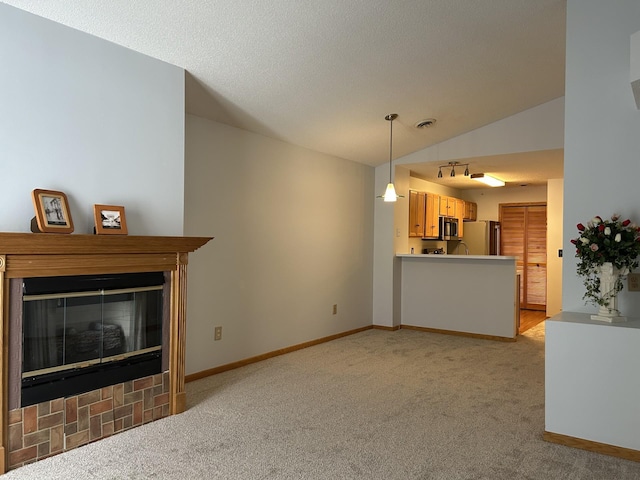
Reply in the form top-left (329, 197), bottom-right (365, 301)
top-left (4, 323), bottom-right (640, 479)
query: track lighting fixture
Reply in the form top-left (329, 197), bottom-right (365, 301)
top-left (435, 161), bottom-right (504, 187)
top-left (437, 161), bottom-right (469, 179)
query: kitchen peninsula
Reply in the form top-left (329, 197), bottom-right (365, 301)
top-left (397, 254), bottom-right (518, 340)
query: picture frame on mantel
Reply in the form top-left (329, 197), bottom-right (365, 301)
top-left (31, 188), bottom-right (74, 234)
top-left (93, 204), bottom-right (128, 235)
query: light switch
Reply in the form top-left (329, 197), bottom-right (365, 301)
top-left (628, 273), bottom-right (640, 292)
top-left (396, 228), bottom-right (401, 237)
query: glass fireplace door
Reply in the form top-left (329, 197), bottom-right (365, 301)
top-left (23, 286), bottom-right (163, 379)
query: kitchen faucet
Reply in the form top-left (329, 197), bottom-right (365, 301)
top-left (456, 241), bottom-right (470, 255)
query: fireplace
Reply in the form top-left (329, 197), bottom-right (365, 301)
top-left (21, 272), bottom-right (167, 407)
top-left (0, 232), bottom-right (212, 472)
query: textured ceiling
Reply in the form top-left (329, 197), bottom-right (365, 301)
top-left (2, 0), bottom-right (566, 185)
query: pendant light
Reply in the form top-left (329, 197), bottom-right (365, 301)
top-left (378, 113), bottom-right (403, 202)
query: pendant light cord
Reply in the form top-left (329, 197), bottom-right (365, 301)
top-left (385, 113), bottom-right (397, 182)
top-left (389, 116), bottom-right (393, 182)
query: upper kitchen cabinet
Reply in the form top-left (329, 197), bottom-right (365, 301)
top-left (425, 193), bottom-right (439, 238)
top-left (464, 201), bottom-right (477, 221)
top-left (409, 190), bottom-right (426, 237)
top-left (409, 190), bottom-right (439, 238)
top-left (409, 189), bottom-right (475, 239)
top-left (439, 196), bottom-right (456, 217)
top-left (456, 198), bottom-right (465, 238)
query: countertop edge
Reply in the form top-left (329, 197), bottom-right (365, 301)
top-left (547, 311), bottom-right (640, 328)
top-left (396, 254), bottom-right (516, 261)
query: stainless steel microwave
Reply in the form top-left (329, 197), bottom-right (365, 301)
top-left (439, 216), bottom-right (459, 240)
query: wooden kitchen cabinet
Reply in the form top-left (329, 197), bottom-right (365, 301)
top-left (410, 190), bottom-right (470, 239)
top-left (425, 192), bottom-right (439, 238)
top-left (439, 196), bottom-right (456, 217)
top-left (438, 196), bottom-right (448, 216)
top-left (464, 201), bottom-right (477, 221)
top-left (408, 190), bottom-right (426, 237)
top-left (456, 198), bottom-right (465, 237)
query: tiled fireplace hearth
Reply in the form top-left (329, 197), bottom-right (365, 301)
top-left (8, 372), bottom-right (168, 468)
top-left (0, 233), bottom-right (211, 473)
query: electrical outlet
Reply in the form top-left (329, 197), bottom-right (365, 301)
top-left (332, 304), bottom-right (337, 315)
top-left (628, 274), bottom-right (640, 292)
top-left (214, 326), bottom-right (222, 341)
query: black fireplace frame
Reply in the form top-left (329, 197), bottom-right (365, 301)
top-left (21, 351), bottom-right (161, 406)
top-left (18, 272), bottom-right (168, 407)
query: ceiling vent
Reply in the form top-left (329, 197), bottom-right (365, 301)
top-left (415, 118), bottom-right (437, 129)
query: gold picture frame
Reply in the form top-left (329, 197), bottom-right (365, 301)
top-left (31, 189), bottom-right (74, 234)
top-left (93, 204), bottom-right (128, 235)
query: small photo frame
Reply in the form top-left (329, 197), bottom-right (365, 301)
top-left (31, 189), bottom-right (74, 234)
top-left (93, 204), bottom-right (128, 235)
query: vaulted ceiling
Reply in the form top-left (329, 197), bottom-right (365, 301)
top-left (3, 0), bottom-right (566, 186)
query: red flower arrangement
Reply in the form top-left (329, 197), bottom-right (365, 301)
top-left (571, 214), bottom-right (640, 306)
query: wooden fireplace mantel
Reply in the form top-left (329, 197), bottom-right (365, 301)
top-left (0, 232), bottom-right (211, 255)
top-left (0, 232), bottom-right (211, 278)
top-left (0, 232), bottom-right (212, 472)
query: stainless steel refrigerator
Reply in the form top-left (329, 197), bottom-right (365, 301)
top-left (462, 221), bottom-right (500, 255)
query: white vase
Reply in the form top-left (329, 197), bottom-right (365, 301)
top-left (590, 262), bottom-right (627, 323)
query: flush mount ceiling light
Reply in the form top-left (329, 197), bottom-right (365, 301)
top-left (377, 113), bottom-right (404, 202)
top-left (437, 161), bottom-right (469, 179)
top-left (470, 173), bottom-right (505, 187)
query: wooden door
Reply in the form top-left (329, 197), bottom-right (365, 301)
top-left (500, 204), bottom-right (547, 310)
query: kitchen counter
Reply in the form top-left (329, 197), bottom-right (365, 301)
top-left (396, 254), bottom-right (518, 340)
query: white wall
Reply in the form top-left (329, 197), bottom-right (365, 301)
top-left (0, 4), bottom-right (185, 235)
top-left (373, 99), bottom-right (564, 326)
top-left (184, 115), bottom-right (374, 374)
top-left (396, 98), bottom-right (565, 167)
top-left (544, 0), bottom-right (640, 453)
top-left (1, 5), bottom-right (374, 377)
top-left (563, 0), bottom-right (640, 314)
top-left (462, 185), bottom-right (548, 221)
top-left (373, 163), bottom-right (397, 327)
top-left (408, 175), bottom-right (462, 198)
